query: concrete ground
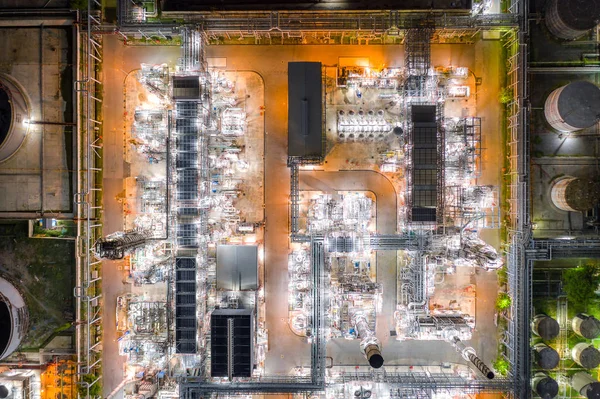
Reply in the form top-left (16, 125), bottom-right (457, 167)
top-left (0, 27), bottom-right (73, 216)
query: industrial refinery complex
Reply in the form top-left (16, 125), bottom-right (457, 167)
top-left (0, 0), bottom-right (598, 399)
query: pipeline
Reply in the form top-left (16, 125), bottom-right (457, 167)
top-left (451, 336), bottom-right (494, 379)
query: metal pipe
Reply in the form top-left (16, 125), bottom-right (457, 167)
top-left (451, 336), bottom-right (494, 379)
top-left (353, 313), bottom-right (384, 369)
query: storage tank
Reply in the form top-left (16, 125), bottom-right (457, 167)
top-left (571, 372), bottom-right (600, 399)
top-left (573, 342), bottom-right (600, 369)
top-left (545, 0), bottom-right (600, 40)
top-left (532, 372), bottom-right (559, 399)
top-left (551, 177), bottom-right (600, 212)
top-left (573, 314), bottom-right (600, 339)
top-left (0, 385), bottom-right (8, 399)
top-left (532, 314), bottom-right (560, 340)
top-left (534, 343), bottom-right (560, 370)
top-left (0, 277), bottom-right (28, 360)
top-left (544, 81), bottom-right (600, 132)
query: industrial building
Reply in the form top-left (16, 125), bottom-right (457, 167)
top-left (0, 0), bottom-right (597, 399)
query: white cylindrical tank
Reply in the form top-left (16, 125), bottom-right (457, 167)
top-left (571, 372), bottom-right (600, 399)
top-left (0, 276), bottom-right (28, 360)
top-left (573, 314), bottom-right (600, 339)
top-left (532, 314), bottom-right (560, 340)
top-left (551, 176), bottom-right (578, 212)
top-left (532, 372), bottom-right (559, 399)
top-left (545, 0), bottom-right (600, 40)
top-left (544, 81), bottom-right (600, 132)
top-left (573, 342), bottom-right (600, 369)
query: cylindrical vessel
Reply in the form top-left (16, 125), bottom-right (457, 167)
top-left (532, 372), bottom-right (559, 399)
top-left (571, 372), bottom-right (600, 398)
top-left (0, 385), bottom-right (8, 399)
top-left (534, 343), bottom-right (560, 370)
top-left (545, 0), bottom-right (600, 40)
top-left (551, 177), bottom-right (578, 212)
top-left (573, 342), bottom-right (600, 369)
top-left (573, 314), bottom-right (600, 339)
top-left (354, 314), bottom-right (384, 369)
top-left (0, 277), bottom-right (28, 360)
top-left (544, 81), bottom-right (600, 132)
top-left (532, 314), bottom-right (560, 340)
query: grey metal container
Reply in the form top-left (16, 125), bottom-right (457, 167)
top-left (532, 372), bottom-right (559, 399)
top-left (545, 0), bottom-right (600, 40)
top-left (573, 342), bottom-right (600, 369)
top-left (573, 314), bottom-right (600, 339)
top-left (534, 343), bottom-right (560, 370)
top-left (532, 314), bottom-right (560, 340)
top-left (571, 372), bottom-right (600, 399)
top-left (544, 81), bottom-right (600, 132)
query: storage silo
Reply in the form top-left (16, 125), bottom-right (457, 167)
top-left (551, 177), bottom-right (600, 212)
top-left (532, 372), bottom-right (559, 399)
top-left (545, 0), bottom-right (600, 40)
top-left (571, 372), bottom-right (600, 399)
top-left (0, 277), bottom-right (28, 360)
top-left (544, 81), bottom-right (600, 132)
top-left (573, 342), bottom-right (600, 369)
top-left (532, 314), bottom-right (560, 340)
top-left (573, 314), bottom-right (600, 339)
top-left (534, 343), bottom-right (560, 370)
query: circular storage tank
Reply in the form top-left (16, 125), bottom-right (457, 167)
top-left (573, 343), bottom-right (600, 369)
top-left (551, 176), bottom-right (600, 212)
top-left (573, 314), bottom-right (600, 339)
top-left (534, 343), bottom-right (560, 370)
top-left (571, 372), bottom-right (600, 399)
top-left (0, 385), bottom-right (8, 399)
top-left (532, 314), bottom-right (560, 340)
top-left (0, 276), bottom-right (28, 360)
top-left (545, 0), bottom-right (600, 40)
top-left (532, 372), bottom-right (559, 399)
top-left (0, 74), bottom-right (30, 163)
top-left (544, 81), bottom-right (600, 132)
top-left (551, 176), bottom-right (578, 212)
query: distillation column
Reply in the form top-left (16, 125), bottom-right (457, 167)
top-left (450, 336), bottom-right (494, 379)
top-left (95, 230), bottom-right (149, 260)
top-left (353, 313), bottom-right (384, 368)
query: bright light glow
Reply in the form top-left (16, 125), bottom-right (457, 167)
top-left (22, 118), bottom-right (29, 125)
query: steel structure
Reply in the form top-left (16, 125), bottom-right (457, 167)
top-left (74, 0), bottom-right (104, 397)
top-left (95, 230), bottom-right (150, 260)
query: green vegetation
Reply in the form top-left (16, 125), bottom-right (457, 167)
top-left (563, 263), bottom-right (600, 312)
top-left (78, 374), bottom-right (102, 398)
top-left (493, 357), bottom-right (510, 376)
top-left (498, 87), bottom-right (513, 104)
top-left (496, 292), bottom-right (512, 310)
top-left (70, 0), bottom-right (88, 9)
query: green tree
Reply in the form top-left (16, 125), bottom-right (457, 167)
top-left (563, 263), bottom-right (600, 311)
top-left (496, 292), bottom-right (511, 311)
top-left (493, 357), bottom-right (510, 376)
top-left (77, 374), bottom-right (101, 398)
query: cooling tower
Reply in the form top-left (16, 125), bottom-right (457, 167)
top-left (544, 81), bottom-right (600, 132)
top-left (573, 314), bottom-right (600, 339)
top-left (532, 314), bottom-right (560, 340)
top-left (545, 0), bottom-right (600, 40)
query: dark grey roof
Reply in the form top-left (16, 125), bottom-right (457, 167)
top-left (217, 245), bottom-right (258, 291)
top-left (211, 309), bottom-right (253, 378)
top-left (173, 76), bottom-right (201, 100)
top-left (557, 81), bottom-right (600, 129)
top-left (288, 62), bottom-right (323, 158)
top-left (555, 0), bottom-right (600, 30)
top-left (577, 345), bottom-right (600, 369)
top-left (411, 105), bottom-right (438, 222)
top-left (175, 257), bottom-right (197, 354)
top-left (536, 346), bottom-right (560, 370)
top-left (585, 382), bottom-right (600, 399)
top-left (535, 315), bottom-right (560, 340)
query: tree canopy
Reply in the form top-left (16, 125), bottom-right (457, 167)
top-left (563, 263), bottom-right (600, 311)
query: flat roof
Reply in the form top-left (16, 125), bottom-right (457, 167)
top-left (173, 76), bottom-right (201, 100)
top-left (288, 62), bottom-right (323, 159)
top-left (411, 105), bottom-right (438, 222)
top-left (211, 309), bottom-right (254, 378)
top-left (217, 245), bottom-right (258, 291)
